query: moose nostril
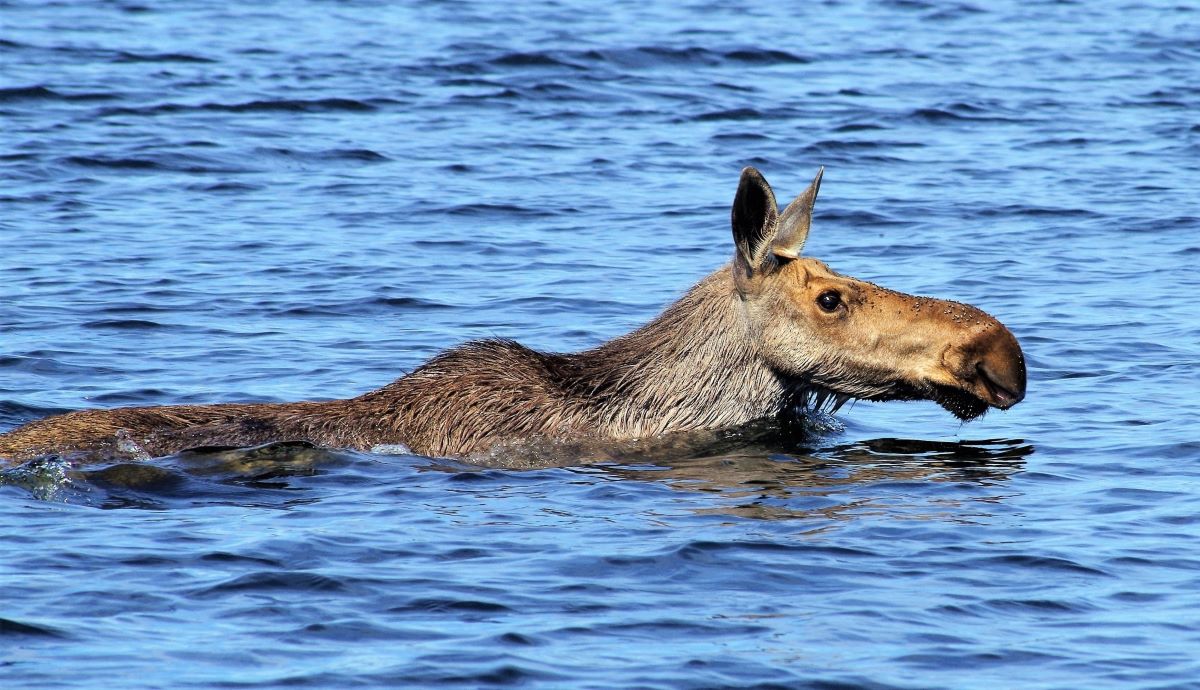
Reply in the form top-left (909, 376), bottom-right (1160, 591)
top-left (977, 361), bottom-right (1023, 407)
top-left (972, 334), bottom-right (1027, 407)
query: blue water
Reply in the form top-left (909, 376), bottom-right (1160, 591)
top-left (2, 0), bottom-right (1199, 687)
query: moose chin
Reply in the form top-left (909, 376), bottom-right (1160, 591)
top-left (0, 167), bottom-right (1026, 464)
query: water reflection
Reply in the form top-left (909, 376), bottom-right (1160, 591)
top-left (3, 433), bottom-right (1032, 518)
top-left (600, 435), bottom-right (1034, 522)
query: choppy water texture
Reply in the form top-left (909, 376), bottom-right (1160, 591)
top-left (2, 1), bottom-right (1199, 688)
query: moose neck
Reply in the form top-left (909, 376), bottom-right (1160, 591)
top-left (558, 266), bottom-right (792, 437)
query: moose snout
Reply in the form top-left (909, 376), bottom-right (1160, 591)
top-left (964, 324), bottom-right (1027, 410)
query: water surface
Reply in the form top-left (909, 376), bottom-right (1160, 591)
top-left (2, 1), bottom-right (1199, 688)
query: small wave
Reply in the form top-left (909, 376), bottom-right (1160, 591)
top-left (864, 47), bottom-right (933, 59)
top-left (269, 296), bottom-right (454, 317)
top-left (449, 88), bottom-right (521, 101)
top-left (255, 146), bottom-right (390, 163)
top-left (200, 551), bottom-right (285, 567)
top-left (0, 85), bottom-right (59, 101)
top-left (435, 547), bottom-right (491, 561)
top-left (0, 85), bottom-right (116, 102)
top-left (0, 353), bottom-right (119, 378)
top-left (799, 139), bottom-right (923, 155)
top-left (566, 617), bottom-right (771, 639)
top-left (674, 540), bottom-right (875, 559)
top-left (399, 664), bottom-right (563, 686)
top-left (390, 597), bottom-right (512, 614)
top-left (410, 238), bottom-right (470, 248)
top-left (196, 571), bottom-right (348, 596)
top-left (692, 107), bottom-right (765, 122)
top-left (1017, 136), bottom-right (1091, 149)
top-left (82, 318), bottom-right (167, 330)
top-left (832, 122), bottom-right (889, 132)
top-left (527, 81), bottom-right (586, 96)
top-left (443, 202), bottom-right (557, 218)
top-left (0, 400), bottom-right (70, 430)
top-left (96, 302), bottom-right (176, 315)
top-left (819, 209), bottom-right (908, 227)
top-left (926, 4), bottom-right (987, 20)
top-left (64, 155), bottom-right (161, 171)
top-left (88, 389), bottom-right (173, 404)
top-left (723, 48), bottom-right (810, 64)
top-left (63, 153), bottom-right (252, 174)
top-left (301, 619), bottom-right (438, 642)
top-left (112, 50), bottom-right (216, 64)
top-left (905, 105), bottom-right (1027, 124)
top-left (439, 77), bottom-right (505, 87)
top-left (910, 107), bottom-right (974, 122)
top-left (327, 148), bottom-right (389, 161)
top-left (372, 296), bottom-right (452, 309)
top-left (972, 204), bottom-right (1102, 219)
top-left (974, 554), bottom-right (1111, 577)
top-left (222, 97), bottom-right (388, 112)
top-left (710, 132), bottom-right (771, 142)
top-left (593, 45), bottom-right (730, 68)
top-left (469, 44), bottom-right (809, 70)
top-left (627, 45), bottom-right (714, 63)
top-left (896, 648), bottom-right (1064, 669)
top-left (186, 181), bottom-right (264, 193)
top-left (489, 51), bottom-right (585, 69)
top-left (494, 631), bottom-right (541, 646)
top-left (0, 617), bottom-right (69, 638)
top-left (983, 598), bottom-right (1098, 613)
top-left (97, 97), bottom-right (393, 118)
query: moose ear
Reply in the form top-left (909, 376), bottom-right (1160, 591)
top-left (770, 167), bottom-right (824, 260)
top-left (731, 166), bottom-right (780, 277)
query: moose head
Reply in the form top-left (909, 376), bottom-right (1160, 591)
top-left (730, 167), bottom-right (1026, 420)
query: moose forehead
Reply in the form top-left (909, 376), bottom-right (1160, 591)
top-left (779, 260), bottom-right (889, 307)
top-left (775, 257), bottom-right (866, 290)
top-left (775, 257), bottom-right (989, 318)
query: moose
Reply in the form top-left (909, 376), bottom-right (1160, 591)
top-left (0, 167), bottom-right (1026, 464)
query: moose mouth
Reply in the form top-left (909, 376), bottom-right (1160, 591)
top-left (930, 384), bottom-right (991, 421)
top-left (792, 366), bottom-right (1023, 423)
top-left (799, 384), bottom-right (997, 422)
top-left (930, 365), bottom-right (1024, 421)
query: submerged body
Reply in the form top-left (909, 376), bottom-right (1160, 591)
top-left (0, 168), bottom-right (1026, 464)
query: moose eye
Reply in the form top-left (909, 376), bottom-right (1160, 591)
top-left (817, 291), bottom-right (842, 312)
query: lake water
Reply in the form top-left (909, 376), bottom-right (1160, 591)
top-left (2, 0), bottom-right (1199, 688)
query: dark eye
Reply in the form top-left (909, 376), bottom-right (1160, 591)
top-left (817, 291), bottom-right (841, 312)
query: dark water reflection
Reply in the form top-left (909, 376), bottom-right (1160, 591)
top-left (597, 436), bottom-right (1031, 521)
top-left (6, 435), bottom-right (1032, 522)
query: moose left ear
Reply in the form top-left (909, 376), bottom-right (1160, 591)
top-left (770, 167), bottom-right (824, 260)
top-left (731, 167), bottom-right (780, 278)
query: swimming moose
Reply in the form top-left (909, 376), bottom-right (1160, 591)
top-left (0, 168), bottom-right (1026, 463)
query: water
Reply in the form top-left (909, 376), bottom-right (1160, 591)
top-left (2, 0), bottom-right (1199, 687)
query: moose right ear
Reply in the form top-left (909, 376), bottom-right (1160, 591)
top-left (730, 166), bottom-right (780, 280)
top-left (771, 166), bottom-right (823, 261)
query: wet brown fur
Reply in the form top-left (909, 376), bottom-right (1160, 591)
top-left (0, 168), bottom-right (1026, 464)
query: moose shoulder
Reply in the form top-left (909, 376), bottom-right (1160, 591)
top-left (0, 168), bottom-right (1026, 463)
